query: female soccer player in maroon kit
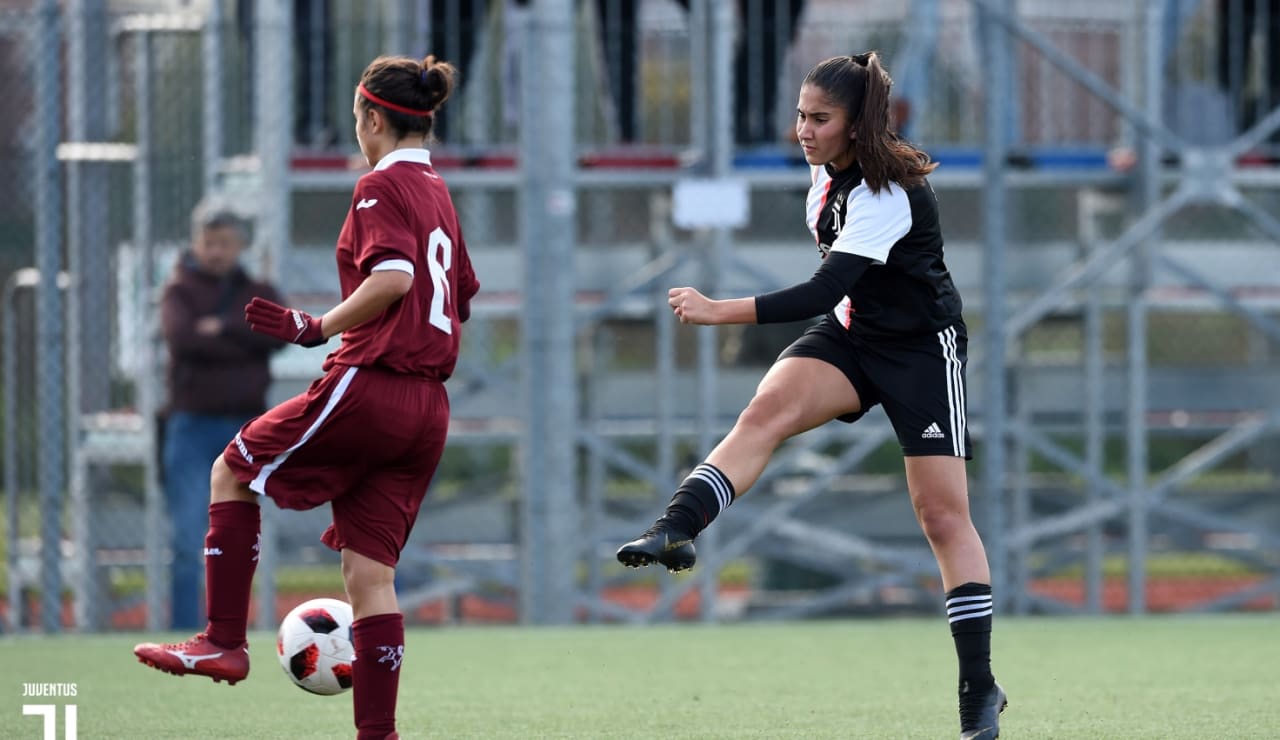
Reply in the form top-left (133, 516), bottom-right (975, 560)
top-left (135, 54), bottom-right (479, 740)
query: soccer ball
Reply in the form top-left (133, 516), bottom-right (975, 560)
top-left (277, 597), bottom-right (355, 695)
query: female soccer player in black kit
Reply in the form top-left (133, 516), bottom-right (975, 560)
top-left (617, 52), bottom-right (1007, 740)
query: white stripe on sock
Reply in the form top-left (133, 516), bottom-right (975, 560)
top-left (690, 464), bottom-right (732, 511)
top-left (948, 603), bottom-right (992, 619)
top-left (948, 607), bottom-right (993, 624)
top-left (946, 594), bottom-right (992, 607)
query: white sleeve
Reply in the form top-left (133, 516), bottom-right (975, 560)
top-left (829, 183), bottom-right (912, 264)
top-left (371, 258), bottom-right (415, 276)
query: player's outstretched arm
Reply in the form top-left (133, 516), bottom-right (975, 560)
top-left (753, 251), bottom-right (872, 324)
top-left (244, 271), bottom-right (413, 347)
top-left (317, 270), bottom-right (414, 336)
top-left (668, 287), bottom-right (756, 325)
top-left (244, 297), bottom-right (327, 347)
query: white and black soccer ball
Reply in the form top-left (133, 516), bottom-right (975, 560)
top-left (277, 597), bottom-right (355, 695)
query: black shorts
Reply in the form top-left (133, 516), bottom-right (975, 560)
top-left (777, 318), bottom-right (972, 459)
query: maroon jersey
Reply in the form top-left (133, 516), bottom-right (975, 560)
top-left (323, 148), bottom-right (480, 379)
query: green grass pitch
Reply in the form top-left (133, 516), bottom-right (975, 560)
top-left (1, 615), bottom-right (1276, 738)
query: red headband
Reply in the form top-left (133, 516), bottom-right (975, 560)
top-left (358, 83), bottom-right (433, 118)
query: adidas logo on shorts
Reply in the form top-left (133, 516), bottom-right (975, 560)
top-left (921, 422), bottom-right (946, 439)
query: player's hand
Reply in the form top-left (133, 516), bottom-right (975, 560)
top-left (668, 287), bottom-right (716, 325)
top-left (244, 297), bottom-right (326, 347)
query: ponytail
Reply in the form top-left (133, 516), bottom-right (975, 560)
top-left (417, 54), bottom-right (457, 114)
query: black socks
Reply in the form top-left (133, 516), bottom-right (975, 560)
top-left (946, 582), bottom-right (995, 690)
top-left (662, 462), bottom-right (735, 537)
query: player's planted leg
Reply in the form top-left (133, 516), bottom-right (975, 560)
top-left (948, 584), bottom-right (1004, 738)
top-left (959, 681), bottom-right (1007, 740)
top-left (616, 463), bottom-right (735, 572)
top-left (344, 549), bottom-right (405, 740)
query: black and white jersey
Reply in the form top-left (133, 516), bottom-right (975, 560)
top-left (805, 162), bottom-right (963, 338)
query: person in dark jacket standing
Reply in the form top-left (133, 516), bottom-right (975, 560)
top-left (159, 206), bottom-right (285, 629)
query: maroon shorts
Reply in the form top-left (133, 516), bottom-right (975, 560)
top-left (223, 364), bottom-right (449, 566)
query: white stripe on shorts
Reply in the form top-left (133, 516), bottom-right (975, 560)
top-left (249, 365), bottom-right (360, 495)
top-left (937, 326), bottom-right (966, 457)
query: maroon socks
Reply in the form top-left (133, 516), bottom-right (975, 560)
top-left (203, 501), bottom-right (260, 648)
top-left (352, 612), bottom-right (405, 740)
top-left (203, 499), bottom-right (405, 740)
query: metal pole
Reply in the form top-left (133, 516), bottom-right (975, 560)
top-left (308, 0), bottom-right (327, 147)
top-left (412, 0), bottom-right (430, 62)
top-left (4, 271), bottom-right (36, 632)
top-left (387, 0), bottom-right (409, 68)
top-left (584, 330), bottom-right (608, 623)
top-left (978, 0), bottom-right (1011, 610)
top-left (517, 5), bottom-right (544, 628)
top-left (652, 193), bottom-right (677, 608)
top-left (255, 0), bottom-right (291, 281)
top-left (741, 0), bottom-right (760, 143)
top-left (67, 0), bottom-right (111, 418)
top-left (253, 0), bottom-right (294, 629)
top-left (1009, 379), bottom-right (1030, 615)
top-left (34, 0), bottom-right (66, 635)
top-left (1127, 0), bottom-right (1163, 615)
top-left (519, 0), bottom-right (577, 625)
top-left (65, 1), bottom-right (85, 437)
top-left (1080, 192), bottom-right (1107, 614)
top-left (688, 0), bottom-right (708, 156)
top-left (334, 0), bottom-right (354, 148)
top-left (65, 3), bottom-right (87, 630)
top-left (66, 2), bottom-right (113, 632)
top-left (132, 28), bottom-right (167, 633)
top-left (692, 0), bottom-right (736, 623)
top-left (203, 0), bottom-right (224, 196)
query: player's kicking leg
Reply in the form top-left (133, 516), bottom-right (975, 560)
top-left (615, 509), bottom-right (700, 572)
top-left (616, 462), bottom-right (734, 572)
top-left (617, 357), bottom-right (860, 573)
top-left (134, 456), bottom-right (258, 684)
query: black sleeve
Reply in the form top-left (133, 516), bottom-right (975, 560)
top-left (753, 252), bottom-right (873, 324)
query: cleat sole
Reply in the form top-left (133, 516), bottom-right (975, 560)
top-left (135, 654), bottom-right (244, 685)
top-left (616, 549), bottom-right (695, 572)
top-left (616, 550), bottom-right (658, 568)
